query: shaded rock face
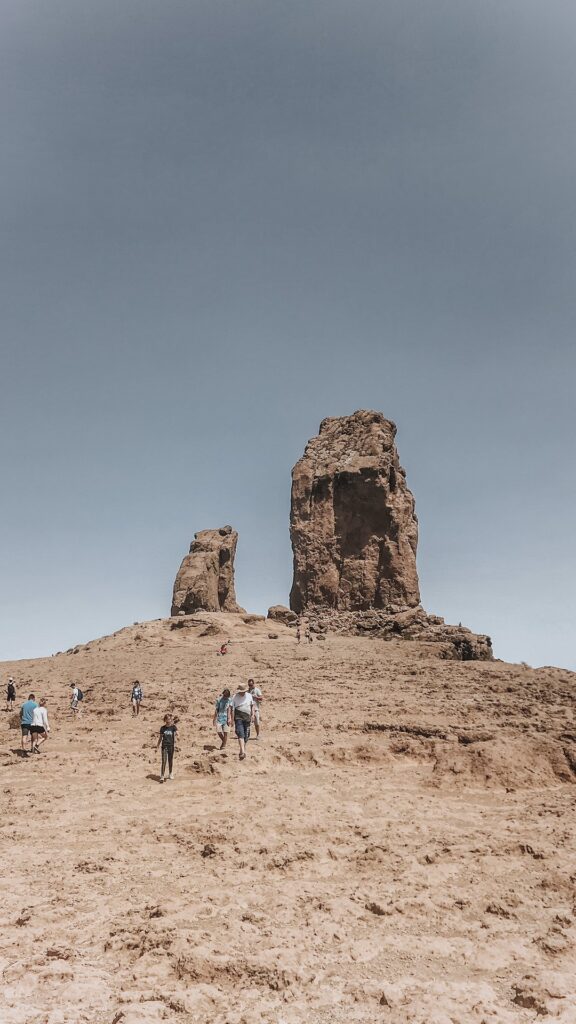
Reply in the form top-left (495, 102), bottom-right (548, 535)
top-left (171, 526), bottom-right (242, 615)
top-left (290, 411), bottom-right (420, 615)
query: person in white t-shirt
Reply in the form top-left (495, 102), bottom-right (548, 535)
top-left (247, 679), bottom-right (263, 739)
top-left (30, 699), bottom-right (50, 752)
top-left (231, 684), bottom-right (254, 761)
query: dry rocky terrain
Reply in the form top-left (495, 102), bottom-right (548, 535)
top-left (1, 613), bottom-right (576, 1023)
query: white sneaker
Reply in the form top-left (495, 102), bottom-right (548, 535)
top-left (168, 773), bottom-right (174, 780)
top-left (159, 776), bottom-right (165, 783)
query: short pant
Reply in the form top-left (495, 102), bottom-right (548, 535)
top-left (21, 725), bottom-right (31, 735)
top-left (234, 717), bottom-right (251, 741)
top-left (30, 725), bottom-right (45, 735)
top-left (215, 722), bottom-right (229, 733)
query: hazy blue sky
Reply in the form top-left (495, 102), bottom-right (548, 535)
top-left (1, 0), bottom-right (574, 668)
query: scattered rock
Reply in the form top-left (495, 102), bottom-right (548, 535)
top-left (267, 605), bottom-right (298, 625)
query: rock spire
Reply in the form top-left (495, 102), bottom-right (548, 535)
top-left (171, 526), bottom-right (242, 615)
top-left (289, 410), bottom-right (420, 614)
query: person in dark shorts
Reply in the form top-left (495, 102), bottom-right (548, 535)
top-left (30, 699), bottom-right (50, 752)
top-left (231, 683), bottom-right (254, 761)
top-left (20, 693), bottom-right (38, 754)
top-left (6, 677), bottom-right (16, 711)
top-left (131, 681), bottom-right (143, 716)
top-left (156, 714), bottom-right (177, 782)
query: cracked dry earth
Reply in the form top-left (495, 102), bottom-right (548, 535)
top-left (1, 613), bottom-right (576, 1024)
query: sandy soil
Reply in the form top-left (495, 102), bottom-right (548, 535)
top-left (1, 613), bottom-right (576, 1024)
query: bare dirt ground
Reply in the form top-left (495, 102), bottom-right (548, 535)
top-left (1, 613), bottom-right (575, 1024)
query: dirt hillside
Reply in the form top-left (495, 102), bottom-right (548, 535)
top-left (1, 614), bottom-right (575, 1024)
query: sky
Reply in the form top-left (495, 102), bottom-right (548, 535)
top-left (1, 0), bottom-right (574, 669)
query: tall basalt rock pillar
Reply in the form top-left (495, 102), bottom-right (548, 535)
top-left (289, 411), bottom-right (420, 614)
top-left (171, 525), bottom-right (243, 615)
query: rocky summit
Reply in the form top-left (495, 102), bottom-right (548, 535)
top-left (171, 525), bottom-right (243, 615)
top-left (290, 411), bottom-right (492, 660)
top-left (289, 410), bottom-right (420, 615)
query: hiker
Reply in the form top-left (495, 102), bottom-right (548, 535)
top-left (231, 683), bottom-right (254, 761)
top-left (247, 679), bottom-right (263, 739)
top-left (296, 627), bottom-right (301, 644)
top-left (305, 628), bottom-right (313, 643)
top-left (6, 676), bottom-right (16, 711)
top-left (156, 713), bottom-right (177, 782)
top-left (30, 699), bottom-right (50, 752)
top-left (20, 693), bottom-right (38, 754)
top-left (218, 641), bottom-right (229, 656)
top-left (70, 682), bottom-right (83, 714)
top-left (213, 687), bottom-right (232, 749)
top-left (131, 681), bottom-right (143, 716)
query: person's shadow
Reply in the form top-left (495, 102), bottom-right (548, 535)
top-left (11, 749), bottom-right (31, 758)
top-left (146, 773), bottom-right (164, 783)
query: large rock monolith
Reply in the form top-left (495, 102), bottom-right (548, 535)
top-left (171, 526), bottom-right (243, 615)
top-left (290, 411), bottom-right (420, 614)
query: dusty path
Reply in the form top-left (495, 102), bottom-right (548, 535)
top-left (1, 614), bottom-right (575, 1023)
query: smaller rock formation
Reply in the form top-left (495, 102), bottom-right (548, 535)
top-left (267, 605), bottom-right (298, 626)
top-left (171, 526), bottom-right (243, 615)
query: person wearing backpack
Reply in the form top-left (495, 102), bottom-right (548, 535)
top-left (70, 682), bottom-right (83, 714)
top-left (6, 676), bottom-right (16, 711)
top-left (131, 681), bottom-right (143, 716)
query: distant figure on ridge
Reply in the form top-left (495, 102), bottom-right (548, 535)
top-left (247, 679), bottom-right (263, 740)
top-left (6, 676), bottom-right (16, 711)
top-left (231, 682), bottom-right (254, 761)
top-left (20, 693), bottom-right (38, 754)
top-left (218, 641), bottom-right (229, 656)
top-left (30, 699), bottom-right (50, 752)
top-left (131, 681), bottom-right (143, 716)
top-left (213, 687), bottom-right (232, 749)
top-left (156, 713), bottom-right (177, 782)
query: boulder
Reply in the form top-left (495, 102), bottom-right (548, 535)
top-left (290, 410), bottom-right (420, 614)
top-left (267, 604), bottom-right (298, 625)
top-left (171, 526), bottom-right (244, 615)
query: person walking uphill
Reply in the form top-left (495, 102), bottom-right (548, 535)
top-left (20, 694), bottom-right (38, 754)
top-left (231, 683), bottom-right (254, 761)
top-left (156, 714), bottom-right (177, 782)
top-left (30, 699), bottom-right (50, 752)
top-left (6, 677), bottom-right (16, 711)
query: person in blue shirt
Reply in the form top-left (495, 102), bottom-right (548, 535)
top-left (20, 694), bottom-right (38, 754)
top-left (212, 688), bottom-right (232, 750)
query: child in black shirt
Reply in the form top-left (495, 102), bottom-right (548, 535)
top-left (156, 714), bottom-right (177, 782)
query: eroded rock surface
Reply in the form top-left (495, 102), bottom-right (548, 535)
top-left (290, 410), bottom-right (420, 614)
top-left (171, 526), bottom-right (243, 615)
top-left (303, 607), bottom-right (493, 661)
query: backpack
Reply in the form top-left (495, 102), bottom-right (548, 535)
top-left (77, 688), bottom-right (84, 702)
